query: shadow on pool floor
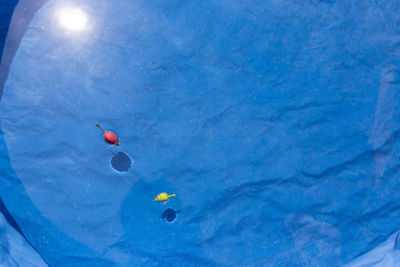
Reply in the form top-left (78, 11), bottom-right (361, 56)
top-left (161, 208), bottom-right (180, 222)
top-left (110, 151), bottom-right (132, 172)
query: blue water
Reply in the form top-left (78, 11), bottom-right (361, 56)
top-left (1, 0), bottom-right (400, 266)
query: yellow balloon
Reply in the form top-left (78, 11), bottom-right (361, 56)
top-left (154, 193), bottom-right (176, 202)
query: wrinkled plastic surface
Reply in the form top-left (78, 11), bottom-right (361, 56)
top-left (345, 231), bottom-right (400, 267)
top-left (0, 213), bottom-right (47, 267)
top-left (1, 0), bottom-right (400, 266)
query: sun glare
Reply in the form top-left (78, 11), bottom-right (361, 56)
top-left (57, 7), bottom-right (88, 32)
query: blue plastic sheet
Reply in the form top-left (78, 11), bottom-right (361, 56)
top-left (0, 212), bottom-right (47, 266)
top-left (345, 231), bottom-right (400, 267)
top-left (1, 0), bottom-right (400, 266)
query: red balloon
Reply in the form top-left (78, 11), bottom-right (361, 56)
top-left (103, 131), bottom-right (119, 145)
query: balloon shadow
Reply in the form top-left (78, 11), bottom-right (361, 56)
top-left (161, 208), bottom-right (180, 222)
top-left (110, 151), bottom-right (132, 172)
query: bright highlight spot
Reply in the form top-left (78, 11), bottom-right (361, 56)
top-left (57, 8), bottom-right (88, 32)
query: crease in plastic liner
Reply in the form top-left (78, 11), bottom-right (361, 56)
top-left (0, 212), bottom-right (47, 267)
top-left (345, 231), bottom-right (400, 267)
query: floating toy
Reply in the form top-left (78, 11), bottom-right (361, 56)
top-left (96, 123), bottom-right (119, 145)
top-left (154, 193), bottom-right (175, 202)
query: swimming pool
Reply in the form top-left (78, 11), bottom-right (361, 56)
top-left (1, 0), bottom-right (400, 266)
